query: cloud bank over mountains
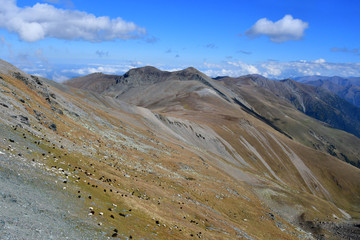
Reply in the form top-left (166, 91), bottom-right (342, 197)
top-left (203, 59), bottom-right (360, 79)
top-left (0, 0), bottom-right (146, 42)
top-left (21, 58), bottom-right (360, 83)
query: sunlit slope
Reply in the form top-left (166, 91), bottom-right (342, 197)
top-left (218, 75), bottom-right (360, 168)
top-left (1, 60), bottom-right (359, 239)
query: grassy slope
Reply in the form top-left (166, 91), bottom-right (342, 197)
top-left (223, 80), bottom-right (360, 167)
top-left (1, 69), bottom-right (360, 239)
top-left (1, 73), bottom-right (301, 239)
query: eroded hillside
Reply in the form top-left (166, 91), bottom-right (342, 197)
top-left (1, 60), bottom-right (360, 239)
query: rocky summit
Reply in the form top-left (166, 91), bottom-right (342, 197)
top-left (1, 59), bottom-right (360, 239)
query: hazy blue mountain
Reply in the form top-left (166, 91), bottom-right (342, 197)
top-left (294, 76), bottom-right (360, 107)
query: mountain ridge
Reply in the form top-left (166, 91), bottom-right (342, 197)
top-left (2, 59), bottom-right (359, 238)
top-left (295, 75), bottom-right (360, 107)
top-left (67, 69), bottom-right (360, 140)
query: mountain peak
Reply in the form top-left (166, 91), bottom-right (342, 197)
top-left (246, 73), bottom-right (267, 79)
top-left (183, 66), bottom-right (198, 72)
top-left (84, 72), bottom-right (106, 77)
top-left (125, 66), bottom-right (162, 75)
top-left (174, 67), bottom-right (208, 80)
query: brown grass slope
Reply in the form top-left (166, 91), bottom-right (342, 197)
top-left (219, 75), bottom-right (360, 139)
top-left (1, 60), bottom-right (360, 239)
top-left (64, 72), bottom-right (121, 93)
top-left (218, 75), bottom-right (360, 168)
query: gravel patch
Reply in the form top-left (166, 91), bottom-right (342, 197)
top-left (0, 153), bottom-right (105, 240)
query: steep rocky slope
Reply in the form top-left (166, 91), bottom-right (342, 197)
top-left (1, 60), bottom-right (360, 239)
top-left (216, 74), bottom-right (360, 167)
top-left (219, 75), bottom-right (360, 138)
top-left (68, 69), bottom-right (360, 167)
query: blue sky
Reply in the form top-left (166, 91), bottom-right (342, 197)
top-left (0, 0), bottom-right (359, 81)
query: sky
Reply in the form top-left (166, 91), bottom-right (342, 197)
top-left (0, 0), bottom-right (359, 81)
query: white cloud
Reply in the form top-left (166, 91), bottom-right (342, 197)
top-left (52, 72), bottom-right (68, 82)
top-left (201, 61), bottom-right (260, 77)
top-left (63, 67), bottom-right (118, 75)
top-left (0, 0), bottom-right (145, 42)
top-left (226, 61), bottom-right (260, 74)
top-left (199, 59), bottom-right (360, 79)
top-left (259, 60), bottom-right (360, 78)
top-left (314, 58), bottom-right (326, 64)
top-left (260, 63), bottom-right (282, 77)
top-left (245, 15), bottom-right (308, 43)
top-left (15, 59), bottom-right (360, 83)
top-left (203, 62), bottom-right (221, 68)
top-left (61, 63), bottom-right (138, 76)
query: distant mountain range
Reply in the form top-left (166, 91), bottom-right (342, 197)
top-left (218, 75), bottom-right (360, 139)
top-left (294, 76), bottom-right (360, 107)
top-left (66, 70), bottom-right (360, 167)
top-left (65, 66), bottom-right (234, 109)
